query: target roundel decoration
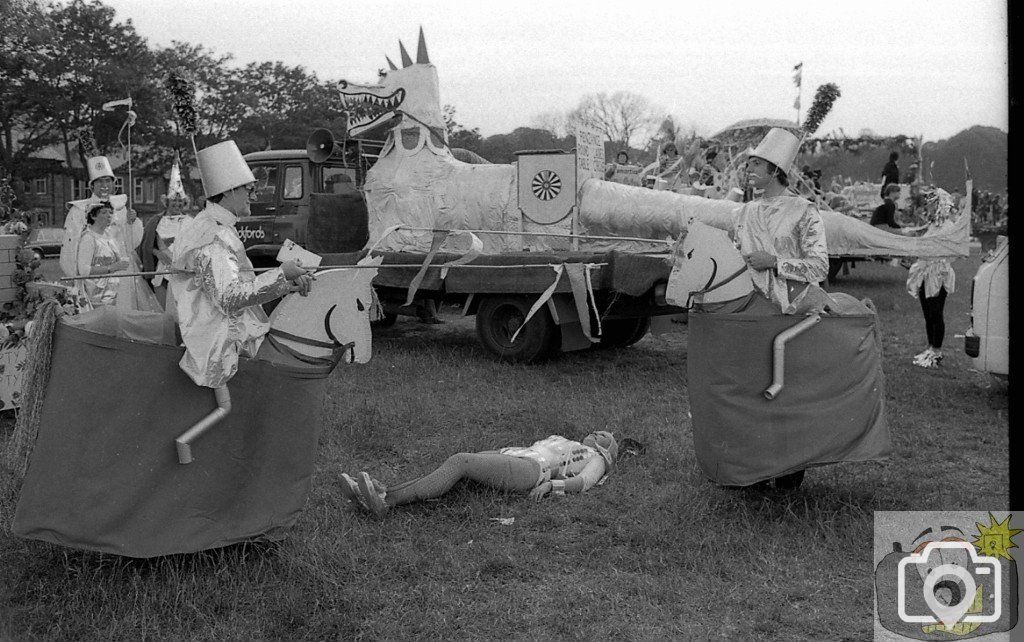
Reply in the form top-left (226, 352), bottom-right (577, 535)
top-left (531, 170), bottom-right (561, 201)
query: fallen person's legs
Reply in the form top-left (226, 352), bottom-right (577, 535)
top-left (386, 453), bottom-right (541, 506)
top-left (343, 453), bottom-right (542, 515)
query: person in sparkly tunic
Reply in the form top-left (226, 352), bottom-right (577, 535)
top-left (731, 128), bottom-right (829, 314)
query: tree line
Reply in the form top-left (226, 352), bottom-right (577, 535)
top-left (1, 0), bottom-right (364, 200)
top-left (2, 0), bottom-right (683, 204)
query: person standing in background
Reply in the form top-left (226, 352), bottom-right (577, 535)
top-left (906, 189), bottom-right (958, 368)
top-left (880, 151), bottom-right (900, 198)
top-left (139, 157), bottom-right (192, 308)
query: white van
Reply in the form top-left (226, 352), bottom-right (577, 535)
top-left (964, 236), bottom-right (1008, 376)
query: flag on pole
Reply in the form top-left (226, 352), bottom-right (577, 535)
top-left (963, 157), bottom-right (972, 181)
top-left (793, 95), bottom-right (801, 110)
top-left (792, 62), bottom-right (803, 88)
top-left (102, 97), bottom-right (133, 111)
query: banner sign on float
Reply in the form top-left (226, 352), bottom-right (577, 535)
top-left (608, 164), bottom-right (643, 186)
top-left (574, 122), bottom-right (605, 186)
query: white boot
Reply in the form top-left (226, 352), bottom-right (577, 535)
top-left (913, 346), bottom-right (934, 365)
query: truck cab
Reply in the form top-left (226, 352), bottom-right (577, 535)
top-left (241, 138), bottom-right (383, 263)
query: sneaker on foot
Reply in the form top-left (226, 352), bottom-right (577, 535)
top-left (340, 473), bottom-right (362, 508)
top-left (357, 472), bottom-right (387, 516)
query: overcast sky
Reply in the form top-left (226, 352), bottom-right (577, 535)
top-left (103, 0), bottom-right (1008, 143)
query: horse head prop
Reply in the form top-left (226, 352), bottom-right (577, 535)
top-left (259, 257), bottom-right (383, 368)
top-left (665, 218), bottom-right (753, 308)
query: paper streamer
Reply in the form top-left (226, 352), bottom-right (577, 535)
top-left (509, 265), bottom-right (564, 344)
top-left (439, 231), bottom-right (483, 278)
top-left (585, 264), bottom-right (601, 337)
top-left (564, 264), bottom-right (597, 343)
top-left (403, 230), bottom-right (448, 306)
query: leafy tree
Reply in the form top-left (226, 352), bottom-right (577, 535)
top-left (39, 0), bottom-right (164, 171)
top-left (442, 104), bottom-right (483, 152)
top-left (476, 127), bottom-right (571, 164)
top-left (0, 0), bottom-right (59, 195)
top-left (230, 61), bottom-right (347, 152)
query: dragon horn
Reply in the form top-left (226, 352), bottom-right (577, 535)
top-left (399, 40), bottom-right (413, 67)
top-left (385, 55), bottom-right (398, 71)
top-left (416, 27), bottom-right (429, 64)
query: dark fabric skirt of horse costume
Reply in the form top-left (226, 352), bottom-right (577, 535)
top-left (687, 292), bottom-right (891, 486)
top-left (13, 311), bottom-right (333, 557)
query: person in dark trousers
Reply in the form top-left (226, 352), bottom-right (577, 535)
top-left (880, 151), bottom-right (900, 198)
top-left (906, 189), bottom-right (957, 368)
top-left (870, 183), bottom-right (902, 229)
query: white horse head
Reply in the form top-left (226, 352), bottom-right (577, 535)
top-left (665, 218), bottom-right (753, 308)
top-left (259, 257), bottom-right (383, 367)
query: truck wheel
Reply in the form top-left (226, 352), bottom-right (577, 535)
top-left (596, 317), bottom-right (651, 349)
top-left (827, 258), bottom-right (844, 284)
top-left (475, 296), bottom-right (558, 363)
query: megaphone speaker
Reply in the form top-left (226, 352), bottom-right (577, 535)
top-left (306, 128), bottom-right (336, 164)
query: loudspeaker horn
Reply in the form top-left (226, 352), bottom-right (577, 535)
top-left (306, 128), bottom-right (340, 164)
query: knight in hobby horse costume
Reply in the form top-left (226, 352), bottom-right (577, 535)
top-left (340, 29), bottom-right (970, 261)
top-left (168, 140), bottom-right (315, 464)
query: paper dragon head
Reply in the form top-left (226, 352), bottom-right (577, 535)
top-left (339, 27), bottom-right (445, 143)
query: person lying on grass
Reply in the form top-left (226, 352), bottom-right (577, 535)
top-left (341, 431), bottom-right (618, 516)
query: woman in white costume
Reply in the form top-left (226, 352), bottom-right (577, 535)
top-left (341, 431), bottom-right (618, 516)
top-left (75, 202), bottom-right (129, 308)
top-left (61, 154), bottom-right (159, 311)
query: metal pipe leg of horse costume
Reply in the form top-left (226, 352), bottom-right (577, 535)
top-left (764, 314), bottom-right (821, 400)
top-left (175, 386), bottom-right (232, 464)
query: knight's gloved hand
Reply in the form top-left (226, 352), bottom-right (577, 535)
top-left (289, 273), bottom-right (314, 296)
top-left (744, 250), bottom-right (778, 271)
top-left (281, 259), bottom-right (312, 281)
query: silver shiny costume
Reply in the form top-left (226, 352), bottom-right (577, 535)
top-left (169, 202), bottom-right (290, 388)
top-left (732, 194), bottom-right (829, 310)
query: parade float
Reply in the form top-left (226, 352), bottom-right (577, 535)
top-left (238, 29), bottom-right (962, 364)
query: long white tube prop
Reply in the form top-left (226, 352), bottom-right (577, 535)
top-left (175, 385), bottom-right (232, 464)
top-left (763, 314), bottom-right (821, 400)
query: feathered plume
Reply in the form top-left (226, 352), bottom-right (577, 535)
top-left (802, 83), bottom-right (841, 135)
top-left (76, 126), bottom-right (100, 158)
top-left (165, 70), bottom-right (199, 136)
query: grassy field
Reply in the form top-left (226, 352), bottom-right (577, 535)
top-left (0, 246), bottom-right (1009, 641)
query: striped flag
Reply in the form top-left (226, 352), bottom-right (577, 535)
top-left (792, 62), bottom-right (803, 88)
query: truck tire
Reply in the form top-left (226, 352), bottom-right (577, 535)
top-left (475, 296), bottom-right (559, 363)
top-left (595, 317), bottom-right (651, 349)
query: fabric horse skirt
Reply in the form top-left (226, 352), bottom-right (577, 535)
top-left (13, 318), bottom-right (333, 557)
top-left (687, 294), bottom-right (891, 486)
